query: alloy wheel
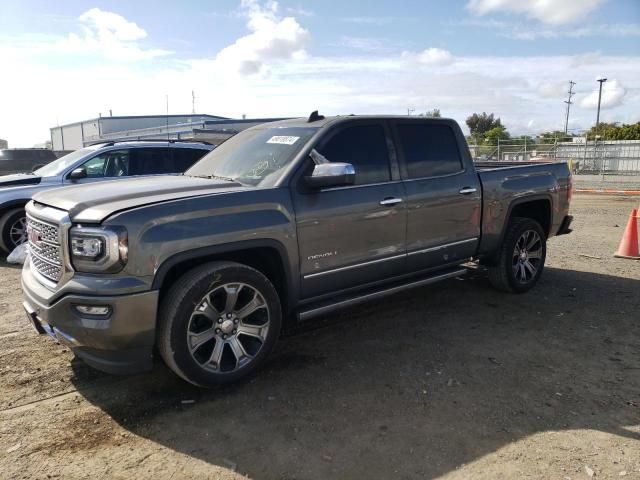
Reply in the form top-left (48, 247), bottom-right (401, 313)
top-left (186, 283), bottom-right (270, 373)
top-left (9, 216), bottom-right (27, 248)
top-left (512, 229), bottom-right (543, 284)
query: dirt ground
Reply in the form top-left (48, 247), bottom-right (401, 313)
top-left (1, 194), bottom-right (639, 480)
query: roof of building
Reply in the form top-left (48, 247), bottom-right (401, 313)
top-left (51, 114), bottom-right (230, 130)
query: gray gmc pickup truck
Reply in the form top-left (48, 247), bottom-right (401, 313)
top-left (21, 114), bottom-right (573, 387)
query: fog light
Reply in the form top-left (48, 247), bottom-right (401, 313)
top-left (74, 305), bottom-right (111, 316)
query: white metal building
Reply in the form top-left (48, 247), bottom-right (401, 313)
top-left (50, 114), bottom-right (288, 150)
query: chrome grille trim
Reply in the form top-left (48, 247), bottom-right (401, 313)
top-left (25, 201), bottom-right (74, 288)
top-left (26, 217), bottom-right (62, 281)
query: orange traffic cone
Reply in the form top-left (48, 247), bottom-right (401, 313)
top-left (614, 209), bottom-right (640, 259)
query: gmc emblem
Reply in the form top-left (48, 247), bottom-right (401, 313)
top-left (27, 226), bottom-right (42, 246)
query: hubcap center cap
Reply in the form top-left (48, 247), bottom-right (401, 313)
top-left (520, 251), bottom-right (528, 261)
top-left (221, 319), bottom-right (235, 334)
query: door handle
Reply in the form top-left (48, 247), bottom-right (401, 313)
top-left (459, 187), bottom-right (477, 195)
top-left (380, 197), bottom-right (403, 206)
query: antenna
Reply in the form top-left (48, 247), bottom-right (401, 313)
top-left (192, 90), bottom-right (196, 114)
top-left (563, 80), bottom-right (576, 135)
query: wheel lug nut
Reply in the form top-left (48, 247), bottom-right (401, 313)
top-left (223, 334), bottom-right (228, 339)
top-left (234, 319), bottom-right (239, 324)
top-left (215, 328), bottom-right (221, 333)
top-left (233, 329), bottom-right (237, 334)
top-left (226, 313), bottom-right (232, 319)
top-left (217, 318), bottom-right (223, 323)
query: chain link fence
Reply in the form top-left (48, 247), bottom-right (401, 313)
top-left (469, 140), bottom-right (640, 175)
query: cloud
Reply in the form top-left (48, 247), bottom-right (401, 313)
top-left (58, 8), bottom-right (172, 61)
top-left (402, 48), bottom-right (454, 66)
top-left (339, 16), bottom-right (395, 26)
top-left (2, 1), bottom-right (640, 147)
top-left (579, 79), bottom-right (627, 109)
top-left (285, 6), bottom-right (314, 17)
top-left (215, 0), bottom-right (310, 74)
top-left (570, 51), bottom-right (601, 67)
top-left (340, 36), bottom-right (386, 52)
top-left (537, 82), bottom-right (567, 98)
top-left (466, 0), bottom-right (605, 25)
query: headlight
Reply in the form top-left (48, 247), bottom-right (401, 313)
top-left (69, 226), bottom-right (128, 273)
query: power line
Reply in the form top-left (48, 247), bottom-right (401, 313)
top-left (563, 80), bottom-right (576, 134)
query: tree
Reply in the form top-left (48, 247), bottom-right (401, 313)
top-left (420, 109), bottom-right (441, 118)
top-left (537, 131), bottom-right (573, 143)
top-left (586, 122), bottom-right (640, 140)
top-left (466, 112), bottom-right (503, 136)
top-left (483, 126), bottom-right (510, 145)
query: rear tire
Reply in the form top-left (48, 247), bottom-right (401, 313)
top-left (488, 217), bottom-right (547, 293)
top-left (157, 261), bottom-right (282, 387)
top-left (0, 208), bottom-right (28, 254)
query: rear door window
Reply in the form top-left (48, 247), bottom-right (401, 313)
top-left (317, 124), bottom-right (391, 185)
top-left (396, 123), bottom-right (463, 178)
top-left (129, 148), bottom-right (171, 175)
top-left (172, 148), bottom-right (208, 172)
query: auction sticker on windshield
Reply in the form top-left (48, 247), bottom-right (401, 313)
top-left (267, 136), bottom-right (300, 145)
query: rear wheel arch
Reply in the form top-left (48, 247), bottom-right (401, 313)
top-left (507, 197), bottom-right (552, 237)
top-left (480, 196), bottom-right (552, 267)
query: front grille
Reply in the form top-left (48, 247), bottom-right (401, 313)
top-left (27, 217), bottom-right (63, 282)
top-left (30, 253), bottom-right (63, 281)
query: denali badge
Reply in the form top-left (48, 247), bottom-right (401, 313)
top-left (307, 251), bottom-right (337, 260)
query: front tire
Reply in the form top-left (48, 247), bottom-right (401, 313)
top-left (0, 208), bottom-right (28, 254)
top-left (157, 261), bottom-right (282, 387)
top-left (487, 217), bottom-right (547, 293)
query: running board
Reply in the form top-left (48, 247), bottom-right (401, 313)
top-left (297, 267), bottom-right (467, 322)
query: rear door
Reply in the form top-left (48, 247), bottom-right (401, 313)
top-left (392, 119), bottom-right (481, 271)
top-left (292, 121), bottom-right (407, 299)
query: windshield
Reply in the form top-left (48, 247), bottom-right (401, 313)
top-left (186, 126), bottom-right (318, 186)
top-left (33, 148), bottom-right (95, 177)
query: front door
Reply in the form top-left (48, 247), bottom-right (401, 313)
top-left (292, 122), bottom-right (407, 299)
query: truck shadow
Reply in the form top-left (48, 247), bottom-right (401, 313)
top-left (71, 267), bottom-right (640, 479)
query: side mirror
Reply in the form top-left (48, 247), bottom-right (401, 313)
top-left (68, 167), bottom-right (87, 180)
top-left (305, 162), bottom-right (355, 189)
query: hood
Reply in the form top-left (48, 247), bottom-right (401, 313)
top-left (32, 175), bottom-right (248, 223)
top-left (0, 174), bottom-right (42, 188)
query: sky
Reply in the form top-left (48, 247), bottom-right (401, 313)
top-left (1, 0), bottom-right (639, 147)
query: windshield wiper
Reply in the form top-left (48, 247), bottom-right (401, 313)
top-left (190, 174), bottom-right (237, 182)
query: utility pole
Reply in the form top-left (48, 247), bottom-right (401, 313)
top-left (407, 108), bottom-right (414, 116)
top-left (166, 94), bottom-right (170, 140)
top-left (595, 77), bottom-right (607, 180)
top-left (595, 77), bottom-right (607, 132)
top-left (563, 80), bottom-right (575, 135)
top-left (192, 90), bottom-right (196, 114)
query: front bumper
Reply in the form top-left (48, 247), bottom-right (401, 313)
top-left (22, 262), bottom-right (159, 374)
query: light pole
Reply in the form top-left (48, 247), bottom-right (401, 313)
top-left (595, 77), bottom-right (607, 179)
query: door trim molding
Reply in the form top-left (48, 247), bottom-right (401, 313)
top-left (302, 237), bottom-right (478, 280)
top-left (407, 237), bottom-right (478, 256)
top-left (303, 252), bottom-right (405, 280)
